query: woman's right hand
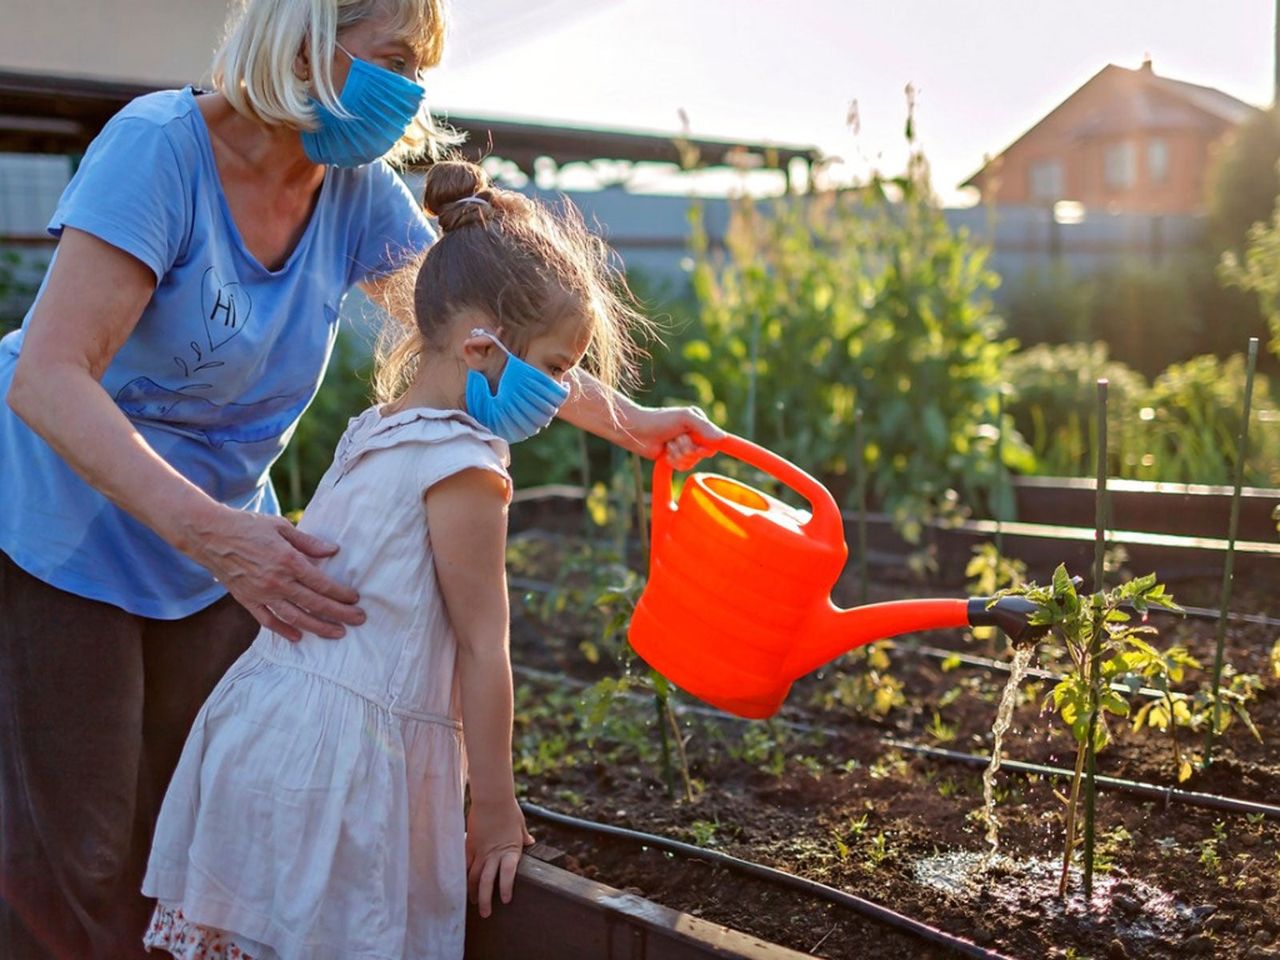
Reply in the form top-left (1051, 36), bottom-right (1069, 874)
top-left (191, 506), bottom-right (365, 641)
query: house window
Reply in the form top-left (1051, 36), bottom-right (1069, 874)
top-left (1147, 138), bottom-right (1170, 184)
top-left (1028, 159), bottom-right (1064, 202)
top-left (1104, 141), bottom-right (1136, 190)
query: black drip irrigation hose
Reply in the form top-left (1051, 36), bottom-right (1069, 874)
top-left (1174, 603), bottom-right (1280, 629)
top-left (881, 739), bottom-right (1280, 820)
top-left (511, 665), bottom-right (1280, 822)
top-left (520, 801), bottom-right (1019, 960)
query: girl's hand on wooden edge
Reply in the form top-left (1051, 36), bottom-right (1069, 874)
top-left (624, 404), bottom-right (725, 470)
top-left (466, 799), bottom-right (535, 918)
top-left (191, 507), bottom-right (365, 642)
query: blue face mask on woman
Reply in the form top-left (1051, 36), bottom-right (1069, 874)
top-left (465, 330), bottom-right (572, 443)
top-left (301, 43), bottom-right (425, 168)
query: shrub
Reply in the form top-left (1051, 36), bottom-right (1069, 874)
top-left (1005, 342), bottom-right (1279, 485)
top-left (1221, 199), bottom-right (1280, 362)
top-left (1004, 342), bottom-right (1146, 477)
top-left (1206, 106), bottom-right (1280, 255)
top-left (1135, 353), bottom-right (1278, 486)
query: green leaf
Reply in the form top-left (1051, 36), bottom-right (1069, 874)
top-left (1051, 563), bottom-right (1075, 598)
top-left (1132, 700), bottom-right (1155, 732)
top-left (1100, 690), bottom-right (1130, 717)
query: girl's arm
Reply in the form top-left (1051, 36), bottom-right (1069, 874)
top-left (557, 369), bottom-right (724, 469)
top-left (426, 465), bottom-right (529, 918)
top-left (7, 228), bottom-right (363, 639)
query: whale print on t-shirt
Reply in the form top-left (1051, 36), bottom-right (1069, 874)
top-left (113, 376), bottom-right (310, 448)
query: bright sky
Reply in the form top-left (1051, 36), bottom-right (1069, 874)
top-left (429, 0), bottom-right (1276, 204)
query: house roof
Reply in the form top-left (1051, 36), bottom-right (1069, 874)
top-left (960, 62), bottom-right (1261, 189)
top-left (0, 69), bottom-right (821, 177)
top-left (1147, 73), bottom-right (1258, 127)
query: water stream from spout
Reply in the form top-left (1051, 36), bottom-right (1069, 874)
top-left (981, 645), bottom-right (1035, 866)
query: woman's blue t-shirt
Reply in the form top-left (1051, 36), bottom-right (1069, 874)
top-left (0, 88), bottom-right (434, 619)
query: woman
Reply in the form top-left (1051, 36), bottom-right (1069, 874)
top-left (0, 1), bottom-right (718, 956)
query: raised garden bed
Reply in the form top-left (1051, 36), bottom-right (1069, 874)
top-left (465, 844), bottom-right (813, 959)
top-left (500, 488), bottom-right (1280, 960)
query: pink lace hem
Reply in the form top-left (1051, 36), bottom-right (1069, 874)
top-left (143, 903), bottom-right (269, 959)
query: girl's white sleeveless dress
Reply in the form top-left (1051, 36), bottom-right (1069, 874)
top-left (143, 406), bottom-right (510, 960)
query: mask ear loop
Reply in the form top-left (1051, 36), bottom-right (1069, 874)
top-left (470, 328), bottom-right (513, 391)
top-left (470, 328), bottom-right (511, 356)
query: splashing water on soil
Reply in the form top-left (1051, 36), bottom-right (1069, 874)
top-left (981, 646), bottom-right (1034, 864)
top-left (914, 851), bottom-right (1201, 947)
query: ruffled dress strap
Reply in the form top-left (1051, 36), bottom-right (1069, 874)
top-left (333, 405), bottom-right (512, 495)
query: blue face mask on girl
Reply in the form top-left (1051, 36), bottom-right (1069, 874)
top-left (465, 330), bottom-right (572, 443)
top-left (301, 43), bottom-right (425, 168)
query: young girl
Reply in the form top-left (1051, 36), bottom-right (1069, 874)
top-left (140, 159), bottom-right (648, 960)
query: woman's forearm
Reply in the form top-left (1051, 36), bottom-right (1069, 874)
top-left (10, 355), bottom-right (364, 639)
top-left (8, 360), bottom-right (224, 555)
top-left (457, 640), bottom-right (517, 802)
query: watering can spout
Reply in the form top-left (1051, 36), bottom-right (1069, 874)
top-left (784, 598), bottom-right (972, 680)
top-left (965, 595), bottom-right (1046, 647)
top-left (782, 594), bottom-right (1047, 681)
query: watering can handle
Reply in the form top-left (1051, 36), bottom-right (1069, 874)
top-left (650, 433), bottom-right (844, 548)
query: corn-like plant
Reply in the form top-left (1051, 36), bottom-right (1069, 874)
top-left (674, 96), bottom-right (1030, 539)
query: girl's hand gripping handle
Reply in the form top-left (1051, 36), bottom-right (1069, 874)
top-left (651, 433), bottom-right (844, 550)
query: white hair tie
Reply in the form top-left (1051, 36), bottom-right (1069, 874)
top-left (449, 196), bottom-right (490, 209)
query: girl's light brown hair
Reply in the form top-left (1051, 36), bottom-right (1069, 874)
top-left (374, 160), bottom-right (651, 410)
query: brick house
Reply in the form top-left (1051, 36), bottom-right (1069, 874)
top-left (962, 60), bottom-right (1261, 215)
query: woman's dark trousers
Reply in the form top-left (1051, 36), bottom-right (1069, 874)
top-left (0, 551), bottom-right (257, 959)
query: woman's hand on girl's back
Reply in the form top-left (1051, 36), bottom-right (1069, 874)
top-left (466, 796), bottom-right (534, 918)
top-left (189, 505), bottom-right (365, 642)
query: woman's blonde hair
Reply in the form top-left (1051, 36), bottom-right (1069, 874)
top-left (213, 0), bottom-right (460, 164)
top-left (374, 160), bottom-right (652, 413)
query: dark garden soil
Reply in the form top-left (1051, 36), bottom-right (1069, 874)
top-left (504, 528), bottom-right (1280, 960)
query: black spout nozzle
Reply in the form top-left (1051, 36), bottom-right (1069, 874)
top-left (966, 595), bottom-right (1047, 648)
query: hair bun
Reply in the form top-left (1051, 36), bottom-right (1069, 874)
top-left (424, 159), bottom-right (494, 232)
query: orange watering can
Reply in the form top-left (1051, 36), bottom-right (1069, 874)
top-left (628, 434), bottom-right (1038, 719)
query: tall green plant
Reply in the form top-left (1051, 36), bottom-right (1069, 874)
top-left (995, 567), bottom-right (1180, 896)
top-left (678, 103), bottom-right (1029, 538)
